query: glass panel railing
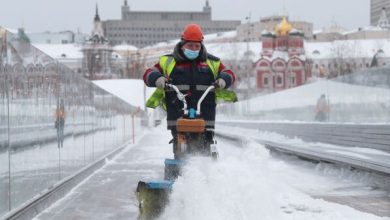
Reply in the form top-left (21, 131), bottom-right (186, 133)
top-left (0, 27), bottom-right (141, 217)
top-left (8, 62), bottom-right (61, 211)
top-left (0, 62), bottom-right (10, 216)
top-left (221, 66), bottom-right (390, 124)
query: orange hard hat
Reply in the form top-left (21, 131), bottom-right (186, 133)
top-left (181, 23), bottom-right (204, 42)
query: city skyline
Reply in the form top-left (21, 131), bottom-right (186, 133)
top-left (1, 0), bottom-right (370, 33)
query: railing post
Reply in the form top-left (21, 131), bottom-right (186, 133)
top-left (131, 107), bottom-right (141, 144)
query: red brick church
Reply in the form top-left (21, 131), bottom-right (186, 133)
top-left (255, 17), bottom-right (311, 91)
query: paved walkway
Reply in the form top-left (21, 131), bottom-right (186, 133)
top-left (35, 127), bottom-right (172, 220)
top-left (35, 125), bottom-right (390, 219)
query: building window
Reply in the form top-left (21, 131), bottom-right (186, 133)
top-left (290, 74), bottom-right (296, 86)
top-left (276, 75), bottom-right (283, 85)
top-left (263, 76), bottom-right (269, 86)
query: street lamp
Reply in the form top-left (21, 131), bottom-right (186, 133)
top-left (245, 13), bottom-right (252, 52)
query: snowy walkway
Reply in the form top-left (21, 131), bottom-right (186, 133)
top-left (35, 126), bottom-right (390, 220)
top-left (35, 127), bottom-right (172, 220)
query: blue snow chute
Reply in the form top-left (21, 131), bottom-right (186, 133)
top-left (164, 159), bottom-right (184, 180)
top-left (136, 180), bottom-right (174, 219)
top-left (145, 180), bottom-right (174, 189)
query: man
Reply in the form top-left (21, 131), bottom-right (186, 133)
top-left (55, 99), bottom-right (66, 148)
top-left (143, 23), bottom-right (236, 152)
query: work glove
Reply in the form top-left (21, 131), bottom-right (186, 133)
top-left (155, 76), bottom-right (167, 89)
top-left (215, 78), bottom-right (226, 89)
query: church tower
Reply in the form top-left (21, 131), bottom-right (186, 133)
top-left (203, 0), bottom-right (211, 20)
top-left (91, 4), bottom-right (106, 44)
top-left (122, 0), bottom-right (130, 20)
top-left (82, 4), bottom-right (114, 80)
top-left (274, 17), bottom-right (292, 51)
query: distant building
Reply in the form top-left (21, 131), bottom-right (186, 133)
top-left (313, 9), bottom-right (390, 42)
top-left (27, 30), bottom-right (87, 45)
top-left (102, 0), bottom-right (241, 48)
top-left (82, 5), bottom-right (118, 80)
top-left (312, 25), bottom-right (346, 42)
top-left (307, 11), bottom-right (390, 78)
top-left (371, 0), bottom-right (390, 26)
top-left (28, 31), bottom-right (74, 44)
top-left (376, 6), bottom-right (390, 29)
top-left (236, 16), bottom-right (313, 42)
top-left (254, 17), bottom-right (311, 92)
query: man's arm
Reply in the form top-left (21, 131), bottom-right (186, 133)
top-left (143, 63), bottom-right (164, 87)
top-left (216, 62), bottom-right (236, 89)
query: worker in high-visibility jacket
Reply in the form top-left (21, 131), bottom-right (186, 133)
top-left (143, 23), bottom-right (237, 148)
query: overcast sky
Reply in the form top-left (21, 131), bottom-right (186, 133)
top-left (1, 0), bottom-right (370, 33)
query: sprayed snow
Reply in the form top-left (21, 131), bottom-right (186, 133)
top-left (160, 139), bottom-right (389, 220)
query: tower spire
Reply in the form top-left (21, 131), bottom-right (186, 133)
top-left (124, 0), bottom-right (128, 6)
top-left (94, 3), bottom-right (100, 22)
top-left (203, 0), bottom-right (211, 14)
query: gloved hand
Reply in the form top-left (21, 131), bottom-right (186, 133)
top-left (215, 78), bottom-right (226, 89)
top-left (155, 76), bottom-right (167, 89)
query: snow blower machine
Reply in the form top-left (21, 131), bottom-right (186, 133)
top-left (136, 83), bottom-right (219, 219)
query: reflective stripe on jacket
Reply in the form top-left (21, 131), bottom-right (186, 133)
top-left (146, 55), bottom-right (237, 109)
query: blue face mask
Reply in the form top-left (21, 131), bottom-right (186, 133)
top-left (183, 48), bottom-right (200, 60)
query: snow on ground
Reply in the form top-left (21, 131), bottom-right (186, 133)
top-left (33, 43), bottom-right (84, 59)
top-left (34, 125), bottom-right (171, 220)
top-left (92, 79), bottom-right (155, 110)
top-left (159, 136), bottom-right (389, 220)
top-left (33, 124), bottom-right (390, 220)
top-left (206, 41), bottom-right (261, 61)
top-left (239, 79), bottom-right (390, 113)
top-left (305, 38), bottom-right (390, 59)
top-left (216, 124), bottom-right (390, 164)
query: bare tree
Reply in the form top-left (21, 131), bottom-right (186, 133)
top-left (329, 41), bottom-right (362, 77)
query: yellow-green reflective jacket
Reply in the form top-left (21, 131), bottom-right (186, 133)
top-left (145, 55), bottom-right (237, 110)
